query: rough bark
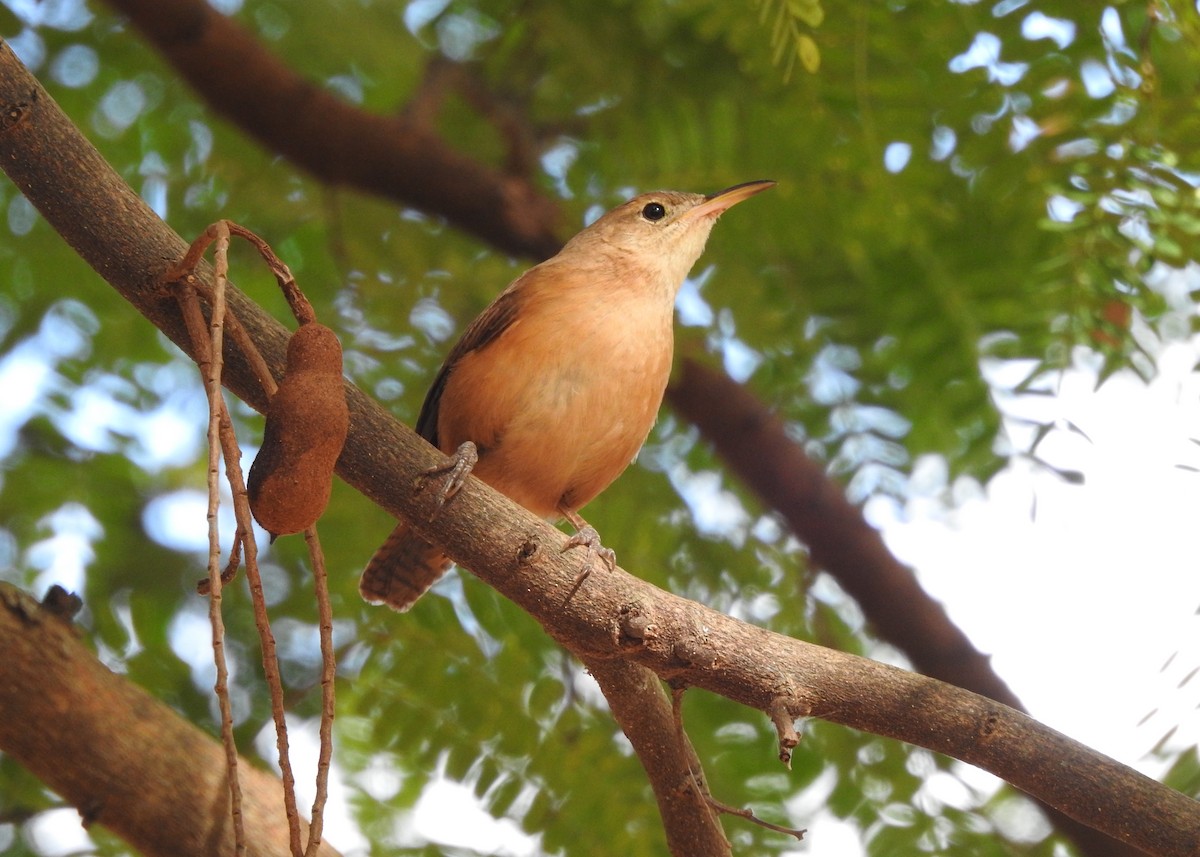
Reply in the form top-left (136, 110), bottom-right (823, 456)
top-left (583, 657), bottom-right (732, 857)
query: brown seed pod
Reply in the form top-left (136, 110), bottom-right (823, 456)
top-left (247, 322), bottom-right (350, 537)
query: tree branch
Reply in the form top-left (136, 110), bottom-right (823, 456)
top-left (92, 0), bottom-right (1055, 732)
top-left (101, 0), bottom-right (563, 261)
top-left (582, 657), bottom-right (731, 857)
top-left (101, 0), bottom-right (1059, 761)
top-left (1, 39), bottom-right (1196, 857)
top-left (0, 36), bottom-right (720, 856)
top-left (0, 584), bottom-right (342, 857)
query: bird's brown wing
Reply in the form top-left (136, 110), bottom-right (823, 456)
top-left (415, 281), bottom-right (526, 446)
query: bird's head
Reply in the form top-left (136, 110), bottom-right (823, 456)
top-left (563, 180), bottom-right (775, 294)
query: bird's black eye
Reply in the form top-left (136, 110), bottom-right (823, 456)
top-left (641, 202), bottom-right (667, 222)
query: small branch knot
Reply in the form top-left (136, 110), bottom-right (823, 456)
top-left (0, 583), bottom-right (42, 625)
top-left (516, 535), bottom-right (541, 565)
top-left (768, 697), bottom-right (803, 768)
top-left (40, 585), bottom-right (83, 624)
top-left (978, 708), bottom-right (1001, 741)
top-left (0, 96), bottom-right (33, 133)
top-left (617, 605), bottom-right (657, 642)
top-left (673, 637), bottom-right (718, 669)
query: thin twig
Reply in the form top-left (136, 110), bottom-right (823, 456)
top-left (196, 530), bottom-right (244, 595)
top-left (213, 221), bottom-right (337, 851)
top-left (177, 221), bottom-right (305, 857)
top-left (204, 226), bottom-right (248, 855)
top-left (167, 223), bottom-right (277, 406)
top-left (213, 225), bottom-right (304, 857)
top-left (689, 781), bottom-right (806, 841)
top-left (671, 686), bottom-right (806, 842)
top-left (162, 221), bottom-right (221, 284)
top-left (768, 697), bottom-right (802, 768)
top-left (223, 221), bottom-right (315, 327)
top-left (172, 245), bottom-right (246, 855)
top-left (221, 406), bottom-right (304, 857)
top-left (174, 220), bottom-right (343, 855)
top-left (168, 223), bottom-right (279, 399)
top-left (302, 526), bottom-right (336, 857)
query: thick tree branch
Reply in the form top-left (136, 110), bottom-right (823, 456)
top-left (84, 14), bottom-right (1138, 842)
top-left (98, 0), bottom-right (1065, 753)
top-left (1, 41), bottom-right (1197, 857)
top-left (0, 584), bottom-right (342, 857)
top-left (102, 0), bottom-right (563, 260)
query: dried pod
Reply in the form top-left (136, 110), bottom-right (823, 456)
top-left (248, 323), bottom-right (350, 537)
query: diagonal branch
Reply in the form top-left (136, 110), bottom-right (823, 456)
top-left (582, 657), bottom-right (730, 857)
top-left (1, 40), bottom-right (1197, 857)
top-left (102, 0), bottom-right (563, 260)
top-left (0, 38), bottom-right (717, 857)
top-left (667, 359), bottom-right (1151, 856)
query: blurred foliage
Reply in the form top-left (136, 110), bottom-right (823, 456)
top-left (0, 0), bottom-right (1198, 855)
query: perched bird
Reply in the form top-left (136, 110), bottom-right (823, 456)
top-left (361, 180), bottom-right (775, 611)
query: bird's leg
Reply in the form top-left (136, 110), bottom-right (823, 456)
top-left (560, 508), bottom-right (617, 601)
top-left (561, 509), bottom-right (616, 568)
top-left (420, 440), bottom-right (479, 519)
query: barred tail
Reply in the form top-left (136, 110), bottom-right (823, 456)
top-left (359, 521), bottom-right (452, 612)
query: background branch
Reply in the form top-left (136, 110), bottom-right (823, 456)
top-left (0, 41), bottom-right (1196, 857)
top-left (0, 583), bottom-right (342, 857)
top-left (102, 0), bottom-right (563, 260)
top-left (668, 358), bottom-right (1021, 701)
top-left (668, 358), bottom-right (1151, 856)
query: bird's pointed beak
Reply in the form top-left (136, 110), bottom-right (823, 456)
top-left (684, 179), bottom-right (776, 221)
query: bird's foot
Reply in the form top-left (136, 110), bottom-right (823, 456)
top-left (561, 510), bottom-right (616, 603)
top-left (564, 524), bottom-right (617, 571)
top-left (420, 440), bottom-right (478, 520)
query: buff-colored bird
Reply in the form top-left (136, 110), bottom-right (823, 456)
top-left (361, 180), bottom-right (775, 610)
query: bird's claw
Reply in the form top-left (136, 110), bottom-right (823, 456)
top-left (564, 525), bottom-right (616, 569)
top-left (421, 440), bottom-right (478, 519)
top-left (562, 523), bottom-right (616, 604)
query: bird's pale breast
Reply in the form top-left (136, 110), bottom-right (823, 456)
top-left (437, 284), bottom-right (674, 519)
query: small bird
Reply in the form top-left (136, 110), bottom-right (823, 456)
top-left (360, 180), bottom-right (775, 611)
